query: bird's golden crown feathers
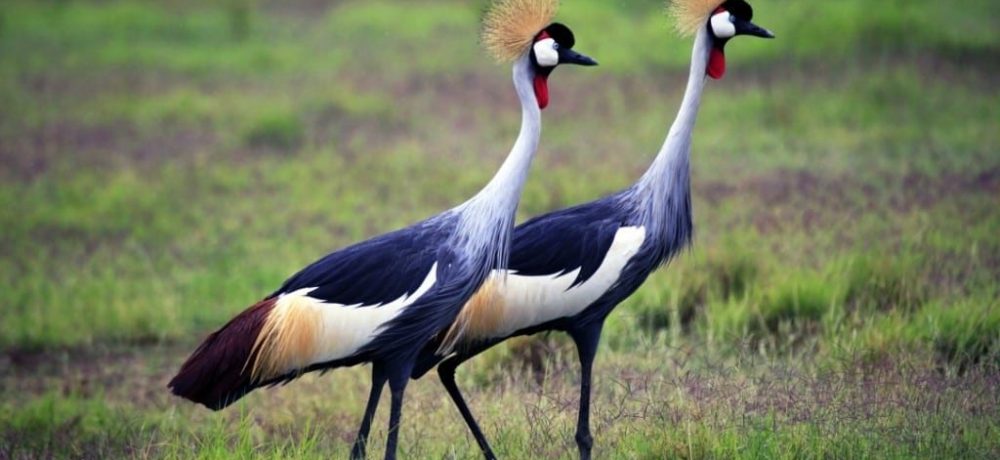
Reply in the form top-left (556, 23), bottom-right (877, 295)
top-left (482, 0), bottom-right (560, 63)
top-left (669, 0), bottom-right (726, 37)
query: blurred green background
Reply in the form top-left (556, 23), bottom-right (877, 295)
top-left (1, 0), bottom-right (998, 458)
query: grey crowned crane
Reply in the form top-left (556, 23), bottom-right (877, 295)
top-left (166, 0), bottom-right (596, 458)
top-left (411, 1), bottom-right (773, 458)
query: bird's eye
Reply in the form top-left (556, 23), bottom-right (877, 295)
top-left (552, 42), bottom-right (560, 50)
top-left (729, 15), bottom-right (736, 23)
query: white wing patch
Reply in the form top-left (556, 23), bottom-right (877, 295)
top-left (263, 263), bottom-right (438, 374)
top-left (484, 226), bottom-right (646, 339)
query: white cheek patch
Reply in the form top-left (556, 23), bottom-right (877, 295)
top-left (533, 38), bottom-right (559, 67)
top-left (711, 12), bottom-right (736, 39)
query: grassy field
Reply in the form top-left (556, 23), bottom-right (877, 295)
top-left (2, 0), bottom-right (999, 458)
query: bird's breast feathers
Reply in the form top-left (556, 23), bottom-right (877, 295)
top-left (248, 263), bottom-right (439, 381)
top-left (444, 226), bottom-right (646, 347)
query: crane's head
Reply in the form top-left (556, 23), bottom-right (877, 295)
top-left (483, 0), bottom-right (598, 110)
top-left (528, 23), bottom-right (598, 109)
top-left (671, 0), bottom-right (774, 79)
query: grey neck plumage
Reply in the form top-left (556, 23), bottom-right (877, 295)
top-left (632, 27), bottom-right (711, 249)
top-left (452, 53), bottom-right (541, 272)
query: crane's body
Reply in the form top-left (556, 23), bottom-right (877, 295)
top-left (169, 1), bottom-right (597, 458)
top-left (414, 2), bottom-right (773, 459)
top-left (434, 188), bottom-right (689, 354)
top-left (170, 211), bottom-right (483, 408)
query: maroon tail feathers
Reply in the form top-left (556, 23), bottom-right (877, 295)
top-left (168, 298), bottom-right (276, 410)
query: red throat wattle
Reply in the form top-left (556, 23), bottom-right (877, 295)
top-left (534, 74), bottom-right (550, 109)
top-left (707, 47), bottom-right (726, 79)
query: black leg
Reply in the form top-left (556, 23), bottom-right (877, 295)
top-left (571, 324), bottom-right (603, 460)
top-left (383, 361), bottom-right (414, 460)
top-left (438, 353), bottom-right (497, 460)
top-left (352, 365), bottom-right (388, 460)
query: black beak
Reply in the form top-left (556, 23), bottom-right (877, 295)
top-left (734, 17), bottom-right (775, 39)
top-left (558, 48), bottom-right (599, 66)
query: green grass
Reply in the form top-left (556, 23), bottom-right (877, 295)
top-left (243, 109), bottom-right (305, 150)
top-left (1, 0), bottom-right (999, 458)
top-left (3, 347), bottom-right (998, 459)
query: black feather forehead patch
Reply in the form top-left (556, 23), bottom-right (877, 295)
top-left (722, 0), bottom-right (753, 20)
top-left (541, 22), bottom-right (576, 49)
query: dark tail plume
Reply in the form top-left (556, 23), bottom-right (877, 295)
top-left (168, 298), bottom-right (276, 410)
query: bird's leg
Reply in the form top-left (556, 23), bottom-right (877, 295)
top-left (351, 365), bottom-right (388, 460)
top-left (383, 361), bottom-right (414, 460)
top-left (438, 349), bottom-right (497, 460)
top-left (571, 324), bottom-right (603, 460)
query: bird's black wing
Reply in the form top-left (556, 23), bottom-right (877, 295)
top-left (271, 219), bottom-right (451, 306)
top-left (508, 196), bottom-right (629, 288)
